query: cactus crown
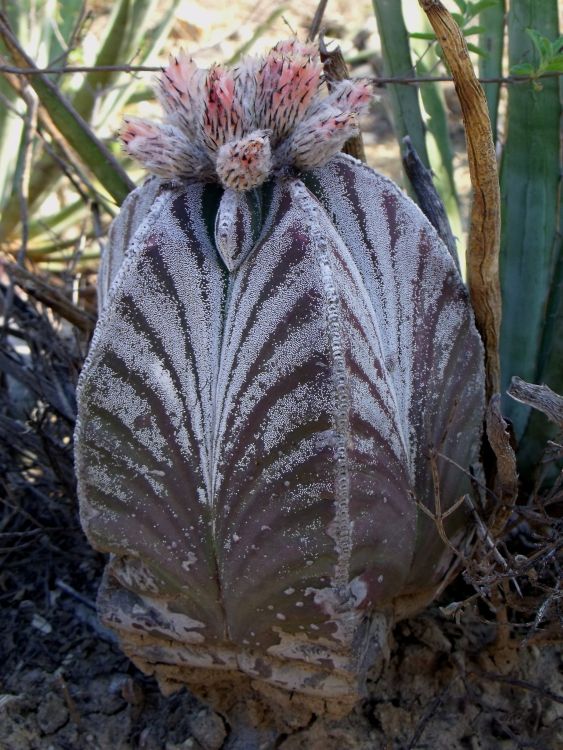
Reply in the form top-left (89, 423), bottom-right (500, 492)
top-left (120, 39), bottom-right (372, 191)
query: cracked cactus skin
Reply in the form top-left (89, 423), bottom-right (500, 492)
top-left (76, 40), bottom-right (485, 712)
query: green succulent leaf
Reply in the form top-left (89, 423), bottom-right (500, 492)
top-left (465, 42), bottom-right (487, 57)
top-left (453, 0), bottom-right (467, 13)
top-left (409, 32), bottom-right (436, 40)
top-left (372, 0), bottom-right (430, 189)
top-left (468, 0), bottom-right (499, 17)
top-left (509, 62), bottom-right (535, 76)
top-left (478, 0), bottom-right (505, 140)
top-left (462, 25), bottom-right (486, 37)
top-left (499, 0), bottom-right (561, 445)
top-left (544, 56), bottom-right (563, 72)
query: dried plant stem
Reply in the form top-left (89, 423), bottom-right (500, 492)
top-left (491, 580), bottom-right (511, 650)
top-left (402, 135), bottom-right (459, 270)
top-left (419, 0), bottom-right (502, 400)
top-left (486, 395), bottom-right (518, 538)
top-left (470, 671), bottom-right (563, 706)
top-left (308, 0), bottom-right (330, 41)
top-left (508, 377), bottom-right (563, 427)
top-left (4, 262), bottom-right (95, 333)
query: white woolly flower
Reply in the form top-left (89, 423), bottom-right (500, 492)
top-left (120, 39), bottom-right (373, 192)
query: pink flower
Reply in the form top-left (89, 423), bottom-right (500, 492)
top-left (120, 39), bottom-right (373, 191)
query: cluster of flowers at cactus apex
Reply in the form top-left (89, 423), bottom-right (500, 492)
top-left (120, 39), bottom-right (373, 192)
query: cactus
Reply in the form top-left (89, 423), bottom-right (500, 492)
top-left (75, 41), bottom-right (485, 719)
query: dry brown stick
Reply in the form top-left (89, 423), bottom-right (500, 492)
top-left (486, 395), bottom-right (518, 538)
top-left (419, 0), bottom-right (501, 400)
top-left (508, 377), bottom-right (563, 428)
top-left (469, 670), bottom-right (563, 706)
top-left (402, 135), bottom-right (459, 270)
top-left (308, 0), bottom-right (330, 41)
top-left (55, 672), bottom-right (83, 728)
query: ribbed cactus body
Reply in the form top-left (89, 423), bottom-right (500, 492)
top-left (77, 154), bottom-right (483, 703)
top-left (76, 41), bottom-right (485, 711)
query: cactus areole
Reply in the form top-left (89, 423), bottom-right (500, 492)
top-left (76, 40), bottom-right (485, 718)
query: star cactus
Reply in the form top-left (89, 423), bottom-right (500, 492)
top-left (76, 39), bottom-right (485, 720)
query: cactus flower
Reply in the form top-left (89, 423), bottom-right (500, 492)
top-left (76, 40), bottom-right (484, 720)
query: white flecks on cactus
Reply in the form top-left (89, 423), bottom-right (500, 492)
top-left (120, 39), bottom-right (373, 191)
top-left (76, 148), bottom-right (484, 705)
top-left (78, 35), bottom-right (486, 712)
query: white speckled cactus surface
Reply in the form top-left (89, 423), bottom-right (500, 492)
top-left (75, 40), bottom-right (485, 714)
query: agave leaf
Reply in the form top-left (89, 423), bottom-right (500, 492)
top-left (0, 0), bottom-right (83, 214)
top-left (72, 0), bottom-right (159, 123)
top-left (76, 155), bottom-right (484, 699)
top-left (28, 199), bottom-right (88, 240)
top-left (409, 8), bottom-right (462, 244)
top-left (89, 0), bottom-right (184, 125)
top-left (517, 229), bottom-right (563, 478)
top-left (226, 5), bottom-right (288, 65)
top-left (0, 0), bottom-right (171, 241)
top-left (499, 0), bottom-right (561, 438)
top-left (0, 12), bottom-right (134, 216)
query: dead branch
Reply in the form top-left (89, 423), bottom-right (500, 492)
top-left (419, 0), bottom-right (501, 400)
top-left (402, 135), bottom-right (459, 270)
top-left (486, 395), bottom-right (519, 538)
top-left (0, 63), bottom-right (561, 86)
top-left (3, 262), bottom-right (96, 333)
top-left (308, 0), bottom-right (329, 41)
top-left (508, 377), bottom-right (563, 428)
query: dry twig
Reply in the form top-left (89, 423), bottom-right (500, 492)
top-left (0, 63), bottom-right (561, 86)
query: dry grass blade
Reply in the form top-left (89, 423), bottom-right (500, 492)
top-left (3, 262), bottom-right (95, 333)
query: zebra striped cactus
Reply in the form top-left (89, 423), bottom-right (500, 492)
top-left (76, 40), bottom-right (485, 719)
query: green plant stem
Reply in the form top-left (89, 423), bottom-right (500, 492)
top-left (71, 0), bottom-right (133, 122)
top-left (478, 0), bottom-right (506, 141)
top-left (372, 0), bottom-right (430, 179)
